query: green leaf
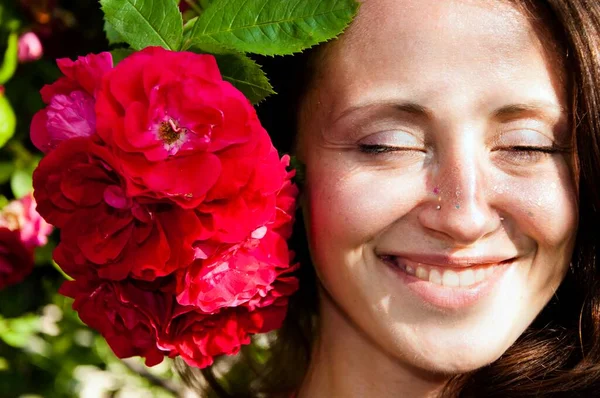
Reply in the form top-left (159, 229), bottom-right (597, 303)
top-left (0, 95), bottom-right (16, 149)
top-left (0, 314), bottom-right (40, 348)
top-left (214, 53), bottom-right (275, 103)
top-left (10, 169), bottom-right (32, 199)
top-left (187, 0), bottom-right (360, 55)
top-left (110, 48), bottom-right (134, 65)
top-left (199, 0), bottom-right (214, 9)
top-left (0, 32), bottom-right (18, 85)
top-left (182, 16), bottom-right (198, 49)
top-left (100, 0), bottom-right (184, 50)
top-left (104, 20), bottom-right (125, 45)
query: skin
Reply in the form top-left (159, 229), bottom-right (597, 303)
top-left (296, 1), bottom-right (578, 397)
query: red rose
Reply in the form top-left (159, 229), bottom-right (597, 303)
top-left (95, 47), bottom-right (270, 209)
top-left (33, 137), bottom-right (116, 228)
top-left (32, 47), bottom-right (301, 369)
top-left (60, 274), bottom-right (172, 366)
top-left (197, 133), bottom-right (295, 245)
top-left (0, 227), bottom-right (34, 289)
top-left (34, 138), bottom-right (205, 280)
top-left (176, 229), bottom-right (298, 312)
top-left (30, 52), bottom-right (113, 153)
top-left (160, 302), bottom-right (289, 368)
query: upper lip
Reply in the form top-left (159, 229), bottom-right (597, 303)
top-left (378, 253), bottom-right (517, 268)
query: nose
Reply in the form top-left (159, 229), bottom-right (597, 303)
top-left (418, 142), bottom-right (499, 246)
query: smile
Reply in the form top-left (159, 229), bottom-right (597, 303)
top-left (381, 256), bottom-right (503, 288)
top-left (378, 254), bottom-right (518, 309)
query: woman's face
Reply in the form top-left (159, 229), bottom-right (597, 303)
top-left (299, 0), bottom-right (578, 374)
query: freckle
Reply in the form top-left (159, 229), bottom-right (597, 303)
top-left (528, 211), bottom-right (534, 217)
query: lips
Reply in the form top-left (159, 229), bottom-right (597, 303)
top-left (378, 254), bottom-right (518, 309)
top-left (380, 255), bottom-right (513, 288)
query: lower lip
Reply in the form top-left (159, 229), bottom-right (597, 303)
top-left (381, 257), bottom-right (515, 310)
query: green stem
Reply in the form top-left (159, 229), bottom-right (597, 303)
top-left (51, 260), bottom-right (74, 281)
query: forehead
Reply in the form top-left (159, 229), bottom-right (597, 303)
top-left (334, 0), bottom-right (533, 57)
top-left (308, 0), bottom-right (565, 123)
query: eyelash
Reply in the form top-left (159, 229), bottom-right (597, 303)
top-left (358, 144), bottom-right (423, 154)
top-left (358, 144), bottom-right (565, 155)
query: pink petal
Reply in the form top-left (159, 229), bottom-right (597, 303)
top-left (35, 90), bottom-right (96, 152)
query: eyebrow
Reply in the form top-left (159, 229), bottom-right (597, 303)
top-left (332, 100), bottom-right (566, 125)
top-left (491, 102), bottom-right (567, 122)
top-left (332, 101), bottom-right (432, 125)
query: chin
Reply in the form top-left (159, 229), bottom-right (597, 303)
top-left (396, 333), bottom-right (512, 376)
top-left (416, 351), bottom-right (502, 375)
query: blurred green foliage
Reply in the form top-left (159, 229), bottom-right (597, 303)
top-left (0, 1), bottom-right (187, 396)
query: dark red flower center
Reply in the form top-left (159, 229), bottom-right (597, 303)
top-left (159, 118), bottom-right (184, 145)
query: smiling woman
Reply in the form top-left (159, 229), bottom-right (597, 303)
top-left (181, 0), bottom-right (600, 397)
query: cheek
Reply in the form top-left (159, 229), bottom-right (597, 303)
top-left (303, 158), bottom-right (425, 267)
top-left (497, 167), bottom-right (578, 251)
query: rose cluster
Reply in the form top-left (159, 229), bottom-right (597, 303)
top-left (31, 47), bottom-right (299, 367)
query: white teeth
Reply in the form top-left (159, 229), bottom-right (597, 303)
top-left (459, 269), bottom-right (475, 287)
top-left (429, 268), bottom-right (442, 285)
top-left (475, 268), bottom-right (486, 283)
top-left (391, 258), bottom-right (503, 288)
top-left (442, 270), bottom-right (460, 287)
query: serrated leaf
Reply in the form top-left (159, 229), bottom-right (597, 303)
top-left (187, 0), bottom-right (360, 55)
top-left (10, 168), bottom-right (32, 199)
top-left (214, 53), bottom-right (274, 104)
top-left (100, 0), bottom-right (184, 50)
top-left (104, 20), bottom-right (125, 45)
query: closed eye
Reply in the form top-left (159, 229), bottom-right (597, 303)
top-left (358, 144), bottom-right (425, 154)
top-left (502, 145), bottom-right (563, 153)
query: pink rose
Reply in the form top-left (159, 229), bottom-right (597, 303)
top-left (176, 229), bottom-right (298, 312)
top-left (0, 193), bottom-right (53, 249)
top-left (0, 227), bottom-right (34, 290)
top-left (30, 52), bottom-right (113, 153)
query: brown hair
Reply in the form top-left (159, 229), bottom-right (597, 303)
top-left (179, 1), bottom-right (600, 396)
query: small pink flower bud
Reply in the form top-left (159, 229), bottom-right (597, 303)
top-left (18, 32), bottom-right (43, 63)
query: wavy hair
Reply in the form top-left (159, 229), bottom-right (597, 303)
top-left (178, 1), bottom-right (600, 396)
